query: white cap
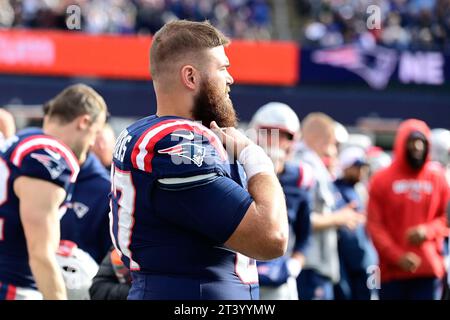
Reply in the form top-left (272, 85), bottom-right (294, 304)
top-left (335, 122), bottom-right (349, 144)
top-left (339, 146), bottom-right (368, 170)
top-left (344, 133), bottom-right (373, 151)
top-left (249, 102), bottom-right (300, 136)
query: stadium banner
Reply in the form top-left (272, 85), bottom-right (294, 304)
top-left (0, 29), bottom-right (298, 86)
top-left (300, 45), bottom-right (450, 89)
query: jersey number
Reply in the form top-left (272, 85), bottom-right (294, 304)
top-left (111, 165), bottom-right (140, 270)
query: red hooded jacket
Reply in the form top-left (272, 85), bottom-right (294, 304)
top-left (367, 119), bottom-right (449, 283)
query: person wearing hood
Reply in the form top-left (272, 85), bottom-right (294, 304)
top-left (59, 151), bottom-right (112, 264)
top-left (367, 119), bottom-right (449, 300)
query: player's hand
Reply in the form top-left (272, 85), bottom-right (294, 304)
top-left (397, 252), bottom-right (421, 272)
top-left (333, 202), bottom-right (366, 230)
top-left (210, 121), bottom-right (254, 159)
top-left (406, 225), bottom-right (427, 246)
top-left (287, 252), bottom-right (305, 278)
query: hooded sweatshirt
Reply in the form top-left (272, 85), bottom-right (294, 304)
top-left (60, 153), bottom-right (112, 263)
top-left (367, 119), bottom-right (449, 283)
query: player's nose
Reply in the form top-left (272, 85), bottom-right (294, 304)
top-left (226, 71), bottom-right (234, 85)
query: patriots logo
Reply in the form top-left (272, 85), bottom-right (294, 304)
top-left (66, 201), bottom-right (89, 219)
top-left (30, 152), bottom-right (66, 180)
top-left (312, 44), bottom-right (397, 89)
top-left (158, 143), bottom-right (206, 167)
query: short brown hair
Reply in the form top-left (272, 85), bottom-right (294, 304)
top-left (44, 84), bottom-right (108, 124)
top-left (150, 20), bottom-right (230, 80)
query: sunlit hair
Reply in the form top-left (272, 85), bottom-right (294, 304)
top-left (150, 20), bottom-right (230, 80)
top-left (43, 84), bottom-right (108, 124)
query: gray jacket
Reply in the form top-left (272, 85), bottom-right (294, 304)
top-left (294, 142), bottom-right (340, 283)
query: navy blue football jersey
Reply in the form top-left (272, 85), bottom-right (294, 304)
top-left (110, 115), bottom-right (258, 299)
top-left (279, 162), bottom-right (314, 254)
top-left (60, 152), bottom-right (111, 264)
top-left (17, 127), bottom-right (111, 264)
top-left (257, 162), bottom-right (314, 286)
top-left (0, 130), bottom-right (79, 290)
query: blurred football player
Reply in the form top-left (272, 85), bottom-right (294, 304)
top-left (367, 119), bottom-right (449, 300)
top-left (249, 102), bottom-right (313, 300)
top-left (91, 123), bottom-right (116, 169)
top-left (110, 20), bottom-right (288, 300)
top-left (23, 105), bottom-right (113, 265)
top-left (430, 128), bottom-right (450, 299)
top-left (294, 112), bottom-right (365, 300)
top-left (333, 146), bottom-right (377, 300)
top-left (0, 84), bottom-right (107, 300)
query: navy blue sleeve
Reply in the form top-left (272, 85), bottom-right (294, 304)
top-left (257, 257), bottom-right (290, 287)
top-left (97, 201), bottom-right (113, 263)
top-left (293, 189), bottom-right (312, 254)
top-left (19, 149), bottom-right (74, 191)
top-left (153, 175), bottom-right (253, 244)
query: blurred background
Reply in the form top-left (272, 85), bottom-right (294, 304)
top-left (0, 0), bottom-right (449, 150)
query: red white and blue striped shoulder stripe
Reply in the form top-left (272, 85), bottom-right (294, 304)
top-left (10, 135), bottom-right (80, 183)
top-left (131, 119), bottom-right (227, 172)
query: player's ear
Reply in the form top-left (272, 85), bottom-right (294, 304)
top-left (42, 114), bottom-right (50, 127)
top-left (180, 65), bottom-right (198, 91)
top-left (77, 114), bottom-right (92, 131)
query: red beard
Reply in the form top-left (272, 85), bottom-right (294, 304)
top-left (191, 78), bottom-right (237, 128)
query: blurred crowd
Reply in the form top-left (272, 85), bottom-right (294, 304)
top-left (298, 0), bottom-right (450, 52)
top-left (1, 0), bottom-right (449, 50)
top-left (0, 0), bottom-right (272, 39)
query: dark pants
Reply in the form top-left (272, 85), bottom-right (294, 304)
top-left (380, 277), bottom-right (443, 300)
top-left (128, 273), bottom-right (259, 300)
top-left (334, 270), bottom-right (372, 300)
top-left (297, 269), bottom-right (334, 300)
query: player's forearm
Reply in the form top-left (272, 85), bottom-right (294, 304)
top-left (29, 254), bottom-right (67, 300)
top-left (247, 173), bottom-right (289, 252)
top-left (222, 141), bottom-right (289, 259)
top-left (310, 212), bottom-right (339, 231)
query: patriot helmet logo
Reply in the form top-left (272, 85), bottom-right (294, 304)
top-left (30, 151), bottom-right (67, 179)
top-left (311, 44), bottom-right (397, 89)
top-left (66, 201), bottom-right (90, 219)
top-left (158, 142), bottom-right (206, 167)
